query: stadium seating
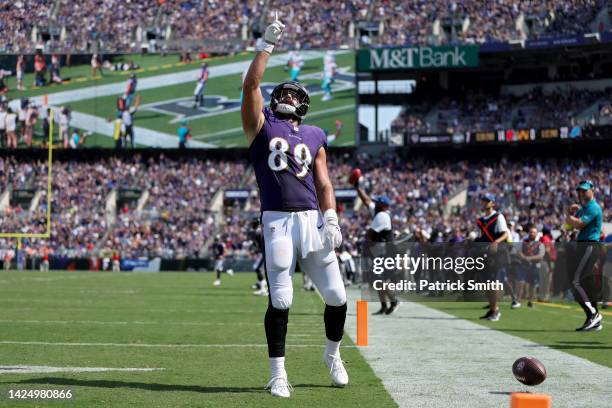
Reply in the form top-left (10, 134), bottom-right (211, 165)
top-left (391, 86), bottom-right (612, 135)
top-left (1, 153), bottom-right (609, 259)
top-left (0, 156), bottom-right (247, 259)
top-left (0, 0), bottom-right (607, 53)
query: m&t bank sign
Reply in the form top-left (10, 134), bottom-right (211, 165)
top-left (357, 46), bottom-right (479, 71)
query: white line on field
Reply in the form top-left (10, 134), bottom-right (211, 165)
top-left (0, 319), bottom-right (321, 327)
top-left (0, 365), bottom-right (164, 374)
top-left (0, 306), bottom-right (324, 316)
top-left (0, 341), bottom-right (355, 349)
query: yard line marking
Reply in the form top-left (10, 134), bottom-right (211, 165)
top-left (536, 302), bottom-right (612, 316)
top-left (534, 302), bottom-right (571, 309)
top-left (0, 341), bottom-right (356, 349)
top-left (0, 365), bottom-right (164, 374)
top-left (0, 319), bottom-right (321, 327)
top-left (599, 310), bottom-right (612, 317)
top-left (68, 110), bottom-right (216, 148)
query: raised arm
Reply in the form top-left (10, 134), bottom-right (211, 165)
top-left (241, 52), bottom-right (268, 145)
top-left (241, 12), bottom-right (285, 146)
top-left (356, 186), bottom-right (372, 208)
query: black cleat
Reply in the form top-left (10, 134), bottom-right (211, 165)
top-left (385, 302), bottom-right (400, 315)
top-left (480, 309), bottom-right (494, 319)
top-left (372, 307), bottom-right (388, 315)
top-left (527, 301), bottom-right (534, 308)
top-left (487, 310), bottom-right (501, 321)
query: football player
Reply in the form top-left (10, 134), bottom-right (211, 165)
top-left (322, 51), bottom-right (337, 101)
top-left (249, 218), bottom-right (268, 296)
top-left (241, 12), bottom-right (349, 398)
top-left (289, 49), bottom-right (304, 81)
top-left (193, 62), bottom-right (209, 109)
top-left (124, 73), bottom-right (137, 107)
top-left (212, 235), bottom-right (233, 286)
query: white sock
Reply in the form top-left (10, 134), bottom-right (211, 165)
top-left (325, 339), bottom-right (341, 358)
top-left (585, 302), bottom-right (597, 315)
top-left (259, 280), bottom-right (267, 289)
top-left (270, 357), bottom-right (286, 379)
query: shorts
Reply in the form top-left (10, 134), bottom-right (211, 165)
top-left (517, 263), bottom-right (539, 285)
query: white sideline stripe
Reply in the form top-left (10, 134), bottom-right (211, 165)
top-left (344, 290), bottom-right (612, 408)
top-left (0, 306), bottom-right (323, 316)
top-left (0, 319), bottom-right (321, 327)
top-left (0, 365), bottom-right (164, 374)
top-left (68, 110), bottom-right (216, 148)
top-left (0, 341), bottom-right (355, 349)
top-left (193, 104), bottom-right (355, 140)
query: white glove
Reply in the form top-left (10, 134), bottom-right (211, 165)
top-left (323, 209), bottom-right (342, 250)
top-left (257, 12), bottom-right (285, 54)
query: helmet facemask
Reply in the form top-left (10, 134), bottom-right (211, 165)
top-left (275, 90), bottom-right (301, 116)
top-left (270, 81), bottom-right (310, 121)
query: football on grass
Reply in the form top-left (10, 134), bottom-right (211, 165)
top-left (512, 357), bottom-right (547, 386)
top-left (348, 168), bottom-right (362, 186)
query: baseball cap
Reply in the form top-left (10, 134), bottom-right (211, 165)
top-left (576, 180), bottom-right (594, 191)
top-left (373, 195), bottom-right (391, 206)
top-left (480, 192), bottom-right (496, 202)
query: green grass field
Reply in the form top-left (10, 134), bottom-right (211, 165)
top-left (0, 271), bottom-right (393, 407)
top-left (3, 271), bottom-right (608, 407)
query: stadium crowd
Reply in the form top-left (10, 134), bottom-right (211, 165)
top-left (0, 0), bottom-right (606, 53)
top-left (0, 1), bottom-right (53, 53)
top-left (331, 153), bottom-right (610, 247)
top-left (0, 155), bottom-right (248, 259)
top-left (109, 156), bottom-right (246, 259)
top-left (1, 153), bottom-right (609, 262)
top-left (55, 0), bottom-right (158, 53)
top-left (391, 86), bottom-right (612, 135)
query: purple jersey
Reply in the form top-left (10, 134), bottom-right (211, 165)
top-left (250, 108), bottom-right (326, 211)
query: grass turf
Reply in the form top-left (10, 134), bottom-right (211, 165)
top-left (0, 271), bottom-right (395, 407)
top-left (424, 301), bottom-right (612, 368)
